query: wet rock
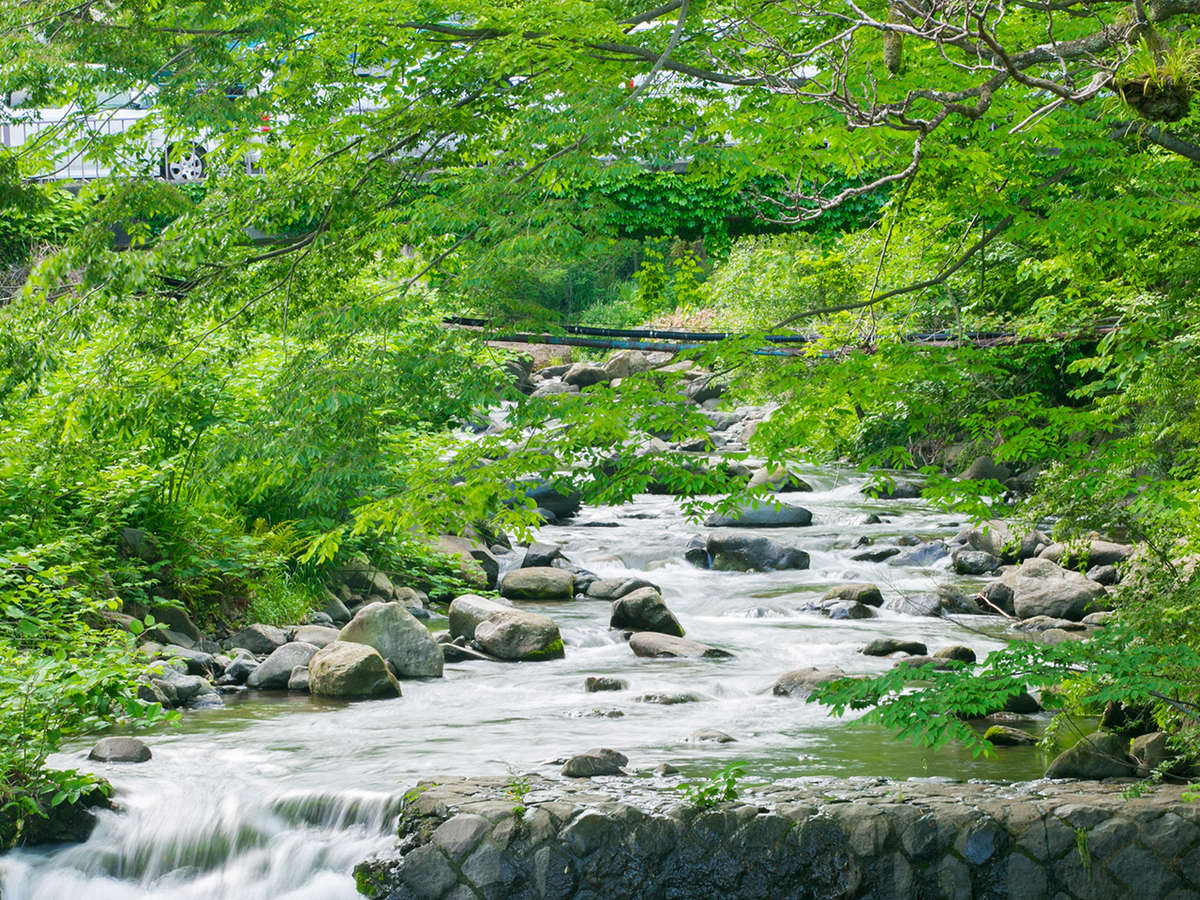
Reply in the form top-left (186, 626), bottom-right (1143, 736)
top-left (246, 641), bottom-right (319, 689)
top-left (292, 625), bottom-right (340, 648)
top-left (637, 692), bottom-right (703, 705)
top-left (772, 667), bottom-right (846, 698)
top-left (521, 542), bottom-right (566, 568)
top-left (216, 656), bottom-right (258, 686)
top-left (825, 601), bottom-right (874, 619)
top-left (683, 536), bottom-right (709, 568)
top-left (154, 665), bottom-right (217, 704)
top-left (585, 676), bottom-right (628, 693)
top-left (287, 666), bottom-right (310, 692)
top-left (585, 577), bottom-right (659, 601)
top-left (654, 763), bottom-right (680, 776)
top-left (863, 638), bottom-right (927, 657)
top-left (979, 581), bottom-right (1015, 616)
top-left (706, 532), bottom-right (809, 572)
top-left (500, 567), bottom-right (574, 600)
top-left (850, 547), bottom-right (900, 563)
top-left (952, 548), bottom-right (1001, 576)
top-left (703, 501), bottom-right (812, 528)
top-left (338, 601), bottom-right (443, 678)
top-left (88, 737), bottom-right (151, 763)
top-left (448, 594), bottom-right (513, 641)
top-left (887, 541), bottom-right (951, 568)
top-left (1045, 732), bottom-right (1135, 779)
top-left (933, 645), bottom-right (977, 663)
top-left (222, 624), bottom-right (287, 655)
top-left (691, 729), bottom-right (736, 743)
top-left (822, 583), bottom-right (883, 607)
top-left (983, 726), bottom-right (1037, 746)
top-left (562, 748), bottom-right (627, 777)
top-left (473, 609), bottom-right (565, 661)
top-left (308, 641), bottom-right (401, 699)
top-left (747, 467), bottom-right (812, 493)
top-left (953, 520), bottom-right (1048, 562)
top-left (520, 481), bottom-right (582, 521)
top-left (610, 588), bottom-right (684, 637)
top-left (1000, 558), bottom-right (1107, 621)
top-left (862, 480), bottom-right (921, 500)
top-left (628, 633), bottom-right (733, 659)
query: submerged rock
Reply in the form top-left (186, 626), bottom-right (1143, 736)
top-left (706, 532), bottom-right (809, 572)
top-left (822, 583), bottom-right (883, 607)
top-left (862, 638), bottom-right (927, 657)
top-left (773, 667), bottom-right (846, 698)
top-left (628, 633), bottom-right (732, 659)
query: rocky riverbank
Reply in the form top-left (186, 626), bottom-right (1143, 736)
top-left (355, 774), bottom-right (1200, 900)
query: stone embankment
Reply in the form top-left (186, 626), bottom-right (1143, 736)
top-left (355, 775), bottom-right (1200, 900)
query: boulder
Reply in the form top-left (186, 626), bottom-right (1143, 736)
top-left (1086, 565), bottom-right (1120, 586)
top-left (448, 594), bottom-right (514, 641)
top-left (953, 520), bottom-right (1048, 562)
top-left (521, 482), bottom-right (581, 520)
top-left (863, 638), bottom-right (927, 657)
top-left (434, 535), bottom-right (500, 589)
top-left (862, 480), bottom-right (921, 500)
top-left (603, 349), bottom-right (652, 380)
top-left (338, 602), bottom-right (443, 678)
top-left (773, 667), bottom-right (846, 698)
top-left (287, 666), bottom-right (310, 692)
top-left (246, 641), bottom-right (319, 689)
top-left (706, 532), bottom-right (809, 572)
top-left (628, 633), bottom-right (733, 659)
top-left (158, 646), bottom-right (218, 678)
top-left (222, 624), bottom-right (287, 655)
top-left (88, 737), bottom-right (151, 763)
top-left (703, 501), bottom-right (812, 528)
top-left (610, 588), bottom-right (684, 637)
top-left (217, 656), bottom-right (258, 686)
top-left (822, 583), bottom-right (883, 607)
top-left (336, 556), bottom-right (397, 598)
top-left (148, 604), bottom-right (202, 643)
top-left (1045, 732), bottom-right (1135, 779)
top-left (563, 362), bottom-right (610, 387)
top-left (1039, 538), bottom-right (1134, 569)
top-left (292, 625), bottom-right (340, 648)
top-left (521, 542), bottom-right (565, 568)
top-left (585, 577), bottom-right (659, 601)
top-left (747, 467), bottom-right (812, 493)
top-left (1000, 558), bottom-right (1108, 621)
top-left (561, 748), bottom-right (628, 777)
top-left (585, 676), bottom-right (628, 692)
top-left (683, 535), bottom-right (709, 568)
top-left (308, 641), bottom-right (401, 698)
top-left (500, 567), bottom-right (574, 600)
top-left (959, 455), bottom-right (1012, 482)
top-left (472, 609), bottom-right (564, 661)
top-left (934, 645), bottom-right (977, 663)
top-left (1130, 732), bottom-right (1174, 778)
top-left (952, 548), bottom-right (1001, 576)
top-left (984, 725), bottom-right (1038, 746)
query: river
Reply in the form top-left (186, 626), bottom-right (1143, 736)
top-left (0, 466), bottom-right (1047, 898)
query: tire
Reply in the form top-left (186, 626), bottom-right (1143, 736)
top-left (161, 142), bottom-right (207, 182)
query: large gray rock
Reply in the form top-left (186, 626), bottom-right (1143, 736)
top-left (1045, 732), bottom-right (1135, 779)
top-left (320, 591), bottom-right (352, 626)
top-left (246, 641), bottom-right (319, 689)
top-left (747, 467), bottom-right (812, 493)
top-left (292, 625), bottom-right (340, 648)
top-left (959, 455), bottom-right (1011, 482)
top-left (435, 535), bottom-right (500, 589)
top-left (563, 362), bottom-right (609, 387)
top-left (953, 520), bottom-right (1048, 562)
top-left (703, 501), bottom-right (812, 528)
top-left (520, 542), bottom-right (565, 568)
top-left (952, 548), bottom-right (1001, 575)
top-left (1001, 558), bottom-right (1107, 621)
top-left (222, 624), bottom-right (287, 655)
top-left (609, 588), bottom-right (684, 637)
top-left (308, 641), bottom-right (401, 698)
top-left (472, 609), bottom-right (564, 661)
top-left (561, 748), bottom-right (627, 777)
top-left (499, 567), bottom-right (574, 600)
top-left (603, 349), bottom-right (652, 380)
top-left (288, 666), bottom-right (310, 692)
top-left (338, 602), bottom-right (443, 678)
top-left (585, 577), bottom-right (659, 601)
top-left (706, 532), bottom-right (809, 572)
top-left (521, 482), bottom-right (581, 520)
top-left (88, 736), bottom-right (151, 763)
top-left (822, 583), bottom-right (883, 607)
top-left (336, 556), bottom-right (397, 598)
top-left (1039, 538), bottom-right (1133, 569)
top-left (628, 633), bottom-right (732, 659)
top-left (773, 667), bottom-right (846, 698)
top-left (448, 594), bottom-right (513, 641)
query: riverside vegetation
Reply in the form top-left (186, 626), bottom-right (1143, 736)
top-left (2, 0), bottom-right (1200, 872)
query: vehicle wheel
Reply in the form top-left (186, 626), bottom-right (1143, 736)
top-left (161, 142), bottom-right (207, 182)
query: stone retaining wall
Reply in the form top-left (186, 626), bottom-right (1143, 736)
top-left (355, 775), bottom-right (1200, 900)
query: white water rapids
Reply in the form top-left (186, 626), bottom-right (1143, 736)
top-left (1, 468), bottom-right (1047, 898)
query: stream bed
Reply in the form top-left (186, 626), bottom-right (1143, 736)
top-left (0, 467), bottom-right (1050, 898)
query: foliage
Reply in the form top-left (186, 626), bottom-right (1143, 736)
top-left (679, 761), bottom-right (746, 809)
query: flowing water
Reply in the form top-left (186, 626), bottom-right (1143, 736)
top-left (0, 466), bottom-right (1049, 898)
